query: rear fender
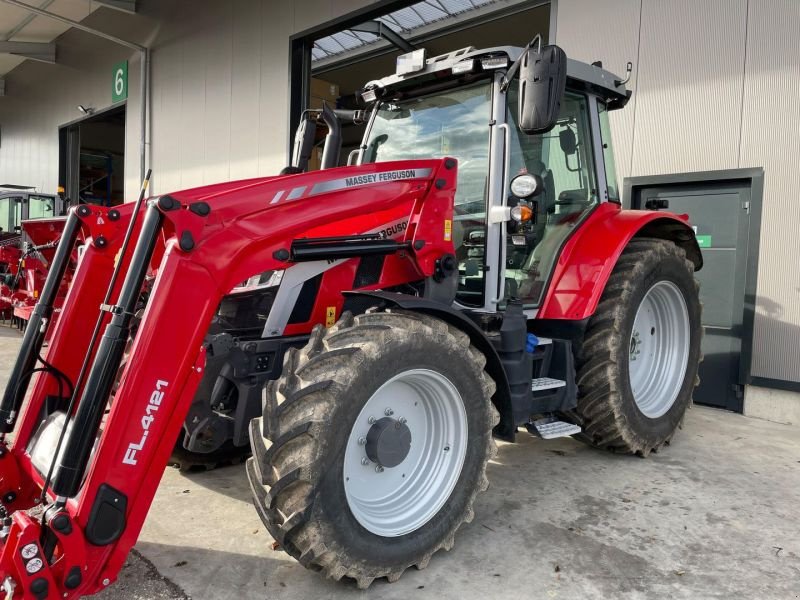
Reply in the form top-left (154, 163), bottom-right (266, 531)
top-left (538, 203), bottom-right (702, 321)
top-left (342, 291), bottom-right (517, 441)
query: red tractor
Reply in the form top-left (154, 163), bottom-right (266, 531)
top-left (0, 190), bottom-right (69, 326)
top-left (0, 40), bottom-right (701, 597)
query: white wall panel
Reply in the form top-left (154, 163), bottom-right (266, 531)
top-left (631, 0), bottom-right (747, 175)
top-left (228, 0), bottom-right (263, 182)
top-left (738, 0), bottom-right (800, 381)
top-left (257, 0), bottom-right (294, 176)
top-left (554, 0), bottom-right (642, 182)
top-left (202, 2), bottom-right (233, 186)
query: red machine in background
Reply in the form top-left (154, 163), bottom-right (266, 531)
top-left (0, 218), bottom-right (72, 328)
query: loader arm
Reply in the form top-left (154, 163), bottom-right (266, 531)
top-left (0, 158), bottom-right (456, 598)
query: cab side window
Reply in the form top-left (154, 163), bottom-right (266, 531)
top-left (0, 197), bottom-right (22, 234)
top-left (27, 195), bottom-right (56, 220)
top-left (505, 86), bottom-right (598, 306)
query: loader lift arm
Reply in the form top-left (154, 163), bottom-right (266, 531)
top-left (0, 158), bottom-right (457, 598)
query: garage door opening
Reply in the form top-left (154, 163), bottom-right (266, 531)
top-left (290, 0), bottom-right (551, 170)
top-left (58, 105), bottom-right (126, 207)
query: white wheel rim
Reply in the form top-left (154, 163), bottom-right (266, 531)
top-left (628, 281), bottom-right (690, 418)
top-left (343, 369), bottom-right (468, 537)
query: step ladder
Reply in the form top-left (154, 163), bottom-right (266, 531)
top-left (526, 415), bottom-right (582, 440)
top-left (531, 377), bottom-right (566, 392)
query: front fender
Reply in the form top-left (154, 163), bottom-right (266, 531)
top-left (537, 203), bottom-right (701, 321)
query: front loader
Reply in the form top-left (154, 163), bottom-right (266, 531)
top-left (0, 39), bottom-right (702, 597)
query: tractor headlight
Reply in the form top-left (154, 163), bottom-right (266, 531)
top-left (230, 270), bottom-right (283, 294)
top-left (28, 411), bottom-right (71, 479)
top-left (510, 173), bottom-right (541, 199)
top-left (480, 56), bottom-right (509, 70)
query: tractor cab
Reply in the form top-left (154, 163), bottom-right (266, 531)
top-left (0, 187), bottom-right (64, 243)
top-left (355, 43), bottom-right (630, 312)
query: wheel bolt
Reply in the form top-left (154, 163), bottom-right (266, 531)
top-left (384, 408), bottom-right (394, 416)
top-left (361, 458), bottom-right (369, 466)
top-left (368, 416), bottom-right (376, 424)
top-left (375, 465), bottom-right (384, 473)
top-left (399, 417), bottom-right (407, 424)
top-left (358, 436), bottom-right (367, 445)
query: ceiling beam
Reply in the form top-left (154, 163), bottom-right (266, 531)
top-left (0, 0), bottom-right (144, 52)
top-left (350, 20), bottom-right (415, 53)
top-left (1, 0), bottom-right (56, 42)
top-left (0, 41), bottom-right (55, 63)
top-left (93, 0), bottom-right (136, 15)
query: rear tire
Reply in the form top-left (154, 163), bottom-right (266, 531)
top-left (247, 309), bottom-right (497, 588)
top-left (574, 238), bottom-right (702, 456)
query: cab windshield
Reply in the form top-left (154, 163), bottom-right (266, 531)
top-left (361, 78), bottom-right (601, 310)
top-left (362, 81), bottom-right (493, 306)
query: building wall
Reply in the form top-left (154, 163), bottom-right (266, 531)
top-left (555, 0), bottom-right (800, 412)
top-left (0, 0), bottom-right (376, 198)
top-left (0, 32), bottom-right (136, 195)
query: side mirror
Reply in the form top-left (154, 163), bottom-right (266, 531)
top-left (518, 44), bottom-right (567, 134)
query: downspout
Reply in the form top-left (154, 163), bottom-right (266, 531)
top-left (0, 0), bottom-right (150, 190)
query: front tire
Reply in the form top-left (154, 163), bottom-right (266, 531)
top-left (574, 238), bottom-right (702, 456)
top-left (247, 309), bottom-right (497, 588)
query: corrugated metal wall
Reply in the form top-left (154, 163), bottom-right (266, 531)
top-left (737, 0), bottom-right (800, 381)
top-left (556, 0), bottom-right (800, 383)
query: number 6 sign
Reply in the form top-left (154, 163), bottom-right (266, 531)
top-left (112, 60), bottom-right (128, 102)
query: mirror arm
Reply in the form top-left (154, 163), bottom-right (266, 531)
top-left (501, 34), bottom-right (542, 93)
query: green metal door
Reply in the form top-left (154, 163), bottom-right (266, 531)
top-left (633, 181), bottom-right (753, 412)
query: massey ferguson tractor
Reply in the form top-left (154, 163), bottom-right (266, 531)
top-left (0, 39), bottom-right (701, 597)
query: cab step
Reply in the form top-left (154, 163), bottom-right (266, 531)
top-left (526, 416), bottom-right (582, 440)
top-left (531, 377), bottom-right (566, 391)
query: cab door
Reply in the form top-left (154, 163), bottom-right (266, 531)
top-left (501, 85), bottom-right (602, 308)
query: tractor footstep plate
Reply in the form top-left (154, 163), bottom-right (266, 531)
top-left (528, 417), bottom-right (582, 440)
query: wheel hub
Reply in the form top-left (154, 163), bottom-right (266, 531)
top-left (365, 417), bottom-right (412, 468)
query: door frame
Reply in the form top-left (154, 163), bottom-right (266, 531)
top-left (623, 168), bottom-right (766, 404)
top-left (287, 0), bottom-right (553, 159)
top-left (58, 102), bottom-right (127, 204)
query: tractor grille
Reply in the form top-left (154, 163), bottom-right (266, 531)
top-left (216, 287), bottom-right (278, 336)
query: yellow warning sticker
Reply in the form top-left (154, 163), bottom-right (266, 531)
top-left (444, 219), bottom-right (452, 242)
top-left (325, 306), bottom-right (336, 327)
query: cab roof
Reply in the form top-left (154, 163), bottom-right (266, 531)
top-left (363, 45), bottom-right (631, 110)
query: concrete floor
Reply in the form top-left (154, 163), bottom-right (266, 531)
top-left (1, 325), bottom-right (799, 599)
